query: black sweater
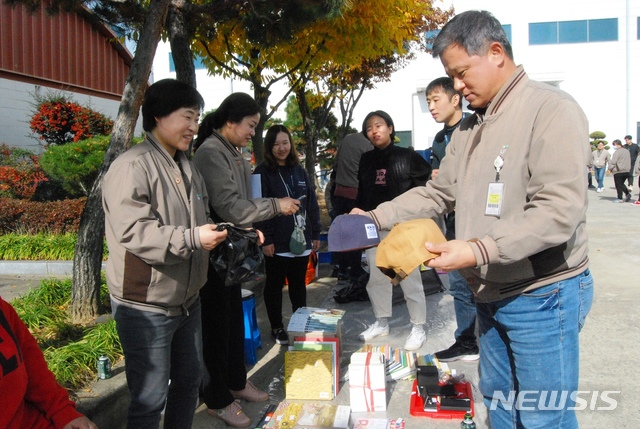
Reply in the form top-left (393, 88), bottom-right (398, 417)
top-left (253, 163), bottom-right (321, 254)
top-left (356, 143), bottom-right (431, 211)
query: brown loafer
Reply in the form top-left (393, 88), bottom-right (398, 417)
top-left (230, 380), bottom-right (269, 402)
top-left (208, 401), bottom-right (251, 428)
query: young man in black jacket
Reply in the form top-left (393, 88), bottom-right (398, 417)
top-left (426, 77), bottom-right (478, 362)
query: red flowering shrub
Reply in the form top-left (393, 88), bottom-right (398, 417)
top-left (0, 144), bottom-right (48, 200)
top-left (29, 94), bottom-right (113, 146)
top-left (0, 197), bottom-right (86, 234)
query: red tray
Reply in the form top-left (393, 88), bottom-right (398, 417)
top-left (409, 379), bottom-right (474, 419)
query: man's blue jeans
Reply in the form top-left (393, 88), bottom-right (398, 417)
top-left (477, 270), bottom-right (593, 429)
top-left (448, 270), bottom-right (477, 347)
top-left (112, 298), bottom-right (203, 429)
top-left (594, 167), bottom-right (606, 189)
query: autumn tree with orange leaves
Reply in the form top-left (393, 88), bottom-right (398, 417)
top-left (195, 0), bottom-right (452, 180)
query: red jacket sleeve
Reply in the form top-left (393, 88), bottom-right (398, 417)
top-left (0, 297), bottom-right (83, 429)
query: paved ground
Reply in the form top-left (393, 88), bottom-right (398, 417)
top-left (1, 177), bottom-right (638, 428)
top-left (193, 178), bottom-right (640, 428)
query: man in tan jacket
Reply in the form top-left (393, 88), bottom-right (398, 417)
top-left (353, 11), bottom-right (593, 428)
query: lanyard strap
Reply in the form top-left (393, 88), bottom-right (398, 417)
top-left (278, 171), bottom-right (293, 197)
top-left (278, 171), bottom-right (305, 227)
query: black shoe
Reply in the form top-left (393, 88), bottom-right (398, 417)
top-left (338, 272), bottom-right (350, 281)
top-left (625, 194), bottom-right (631, 202)
top-left (434, 342), bottom-right (479, 362)
top-left (271, 328), bottom-right (288, 345)
top-left (331, 267), bottom-right (350, 281)
top-left (588, 185), bottom-right (596, 189)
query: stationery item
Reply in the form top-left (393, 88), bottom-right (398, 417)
top-left (264, 402), bottom-right (350, 429)
top-left (284, 350), bottom-right (334, 400)
top-left (294, 336), bottom-right (340, 397)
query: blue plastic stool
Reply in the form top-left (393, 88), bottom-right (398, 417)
top-left (241, 289), bottom-right (261, 365)
top-left (318, 232), bottom-right (333, 263)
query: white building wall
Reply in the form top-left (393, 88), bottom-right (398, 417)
top-left (351, 0), bottom-right (640, 149)
top-left (153, 41), bottom-right (260, 115)
top-left (151, 0), bottom-right (640, 149)
top-left (0, 79), bottom-right (143, 153)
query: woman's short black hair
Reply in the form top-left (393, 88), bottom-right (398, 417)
top-left (208, 92), bottom-right (260, 130)
top-left (141, 79), bottom-right (204, 132)
top-left (263, 124), bottom-right (299, 169)
top-left (193, 93), bottom-right (261, 151)
top-left (362, 110), bottom-right (395, 141)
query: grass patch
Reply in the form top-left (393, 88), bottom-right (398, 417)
top-left (11, 276), bottom-right (123, 391)
top-left (0, 233), bottom-right (108, 260)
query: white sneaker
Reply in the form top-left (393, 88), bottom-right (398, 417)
top-left (403, 327), bottom-right (426, 351)
top-left (596, 188), bottom-right (603, 193)
top-left (359, 321), bottom-right (389, 341)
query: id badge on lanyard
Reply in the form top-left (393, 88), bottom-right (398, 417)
top-left (485, 145), bottom-right (509, 217)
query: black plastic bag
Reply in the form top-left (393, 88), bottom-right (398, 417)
top-left (210, 223), bottom-right (265, 286)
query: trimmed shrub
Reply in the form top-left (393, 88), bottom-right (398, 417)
top-left (589, 131), bottom-right (610, 151)
top-left (0, 197), bottom-right (86, 234)
top-left (40, 135), bottom-right (142, 197)
top-left (39, 135), bottom-right (110, 196)
top-left (0, 144), bottom-right (48, 199)
top-left (29, 93), bottom-right (113, 146)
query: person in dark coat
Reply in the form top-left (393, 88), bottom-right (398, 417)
top-left (253, 125), bottom-right (322, 345)
top-left (355, 110), bottom-right (432, 351)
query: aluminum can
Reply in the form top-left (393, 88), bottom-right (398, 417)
top-left (460, 412), bottom-right (476, 429)
top-left (97, 354), bottom-right (112, 379)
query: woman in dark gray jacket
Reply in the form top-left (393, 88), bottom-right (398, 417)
top-left (192, 93), bottom-right (299, 428)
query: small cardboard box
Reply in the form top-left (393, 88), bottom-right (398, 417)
top-left (349, 352), bottom-right (387, 412)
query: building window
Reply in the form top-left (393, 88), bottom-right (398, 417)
top-left (559, 20), bottom-right (587, 43)
top-left (529, 18), bottom-right (618, 45)
top-left (395, 131), bottom-right (412, 148)
top-left (168, 53), bottom-right (207, 72)
top-left (589, 18), bottom-right (617, 42)
top-left (502, 24), bottom-right (512, 44)
top-left (529, 22), bottom-right (558, 45)
top-left (425, 30), bottom-right (438, 50)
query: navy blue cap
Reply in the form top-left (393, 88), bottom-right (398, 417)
top-left (328, 214), bottom-right (380, 252)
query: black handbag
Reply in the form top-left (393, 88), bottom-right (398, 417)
top-left (210, 223), bottom-right (265, 286)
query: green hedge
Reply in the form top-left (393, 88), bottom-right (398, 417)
top-left (0, 233), bottom-right (108, 260)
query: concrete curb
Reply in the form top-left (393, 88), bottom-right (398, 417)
top-left (0, 261), bottom-right (106, 276)
top-left (76, 368), bottom-right (129, 429)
